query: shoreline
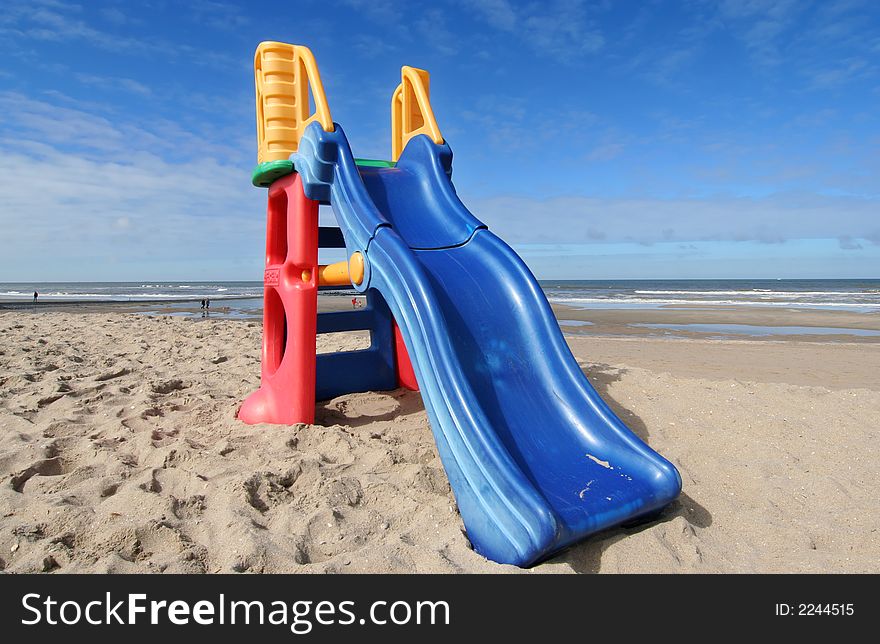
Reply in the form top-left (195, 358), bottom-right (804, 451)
top-left (3, 297), bottom-right (879, 343)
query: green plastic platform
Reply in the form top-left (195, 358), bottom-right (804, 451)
top-left (252, 158), bottom-right (396, 188)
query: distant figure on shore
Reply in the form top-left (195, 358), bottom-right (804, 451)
top-left (200, 299), bottom-right (206, 309)
top-left (205, 298), bottom-right (210, 310)
top-left (33, 291), bottom-right (38, 304)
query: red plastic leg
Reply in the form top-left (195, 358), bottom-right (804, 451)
top-left (393, 319), bottom-right (419, 391)
top-left (240, 174), bottom-right (318, 425)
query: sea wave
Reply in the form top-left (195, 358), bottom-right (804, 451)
top-left (0, 291), bottom-right (260, 300)
top-left (631, 290), bottom-right (875, 297)
top-left (549, 296), bottom-right (880, 309)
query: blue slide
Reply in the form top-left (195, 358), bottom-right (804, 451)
top-left (294, 122), bottom-right (681, 566)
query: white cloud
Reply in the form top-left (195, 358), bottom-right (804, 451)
top-left (415, 9), bottom-right (459, 57)
top-left (0, 91), bottom-right (264, 280)
top-left (464, 0), bottom-right (605, 62)
top-left (467, 192), bottom-right (880, 247)
top-left (74, 73), bottom-right (153, 97)
top-left (469, 0), bottom-right (517, 31)
top-left (0, 0), bottom-right (240, 69)
top-left (586, 141), bottom-right (625, 162)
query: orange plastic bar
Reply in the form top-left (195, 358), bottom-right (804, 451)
top-left (254, 42), bottom-right (334, 163)
top-left (317, 253), bottom-right (364, 286)
top-left (391, 66), bottom-right (444, 161)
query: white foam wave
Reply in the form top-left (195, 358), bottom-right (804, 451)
top-left (549, 296), bottom-right (880, 309)
top-left (632, 290), bottom-right (874, 297)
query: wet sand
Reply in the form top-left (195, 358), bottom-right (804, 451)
top-left (552, 302), bottom-right (880, 342)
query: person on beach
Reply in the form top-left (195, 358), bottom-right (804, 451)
top-left (200, 299), bottom-right (206, 309)
top-left (33, 291), bottom-right (38, 304)
top-left (205, 298), bottom-right (210, 311)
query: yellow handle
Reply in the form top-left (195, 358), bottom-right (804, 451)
top-left (391, 66), bottom-right (444, 161)
top-left (254, 42), bottom-right (334, 163)
top-left (317, 253), bottom-right (364, 287)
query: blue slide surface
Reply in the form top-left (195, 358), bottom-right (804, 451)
top-left (294, 122), bottom-right (681, 566)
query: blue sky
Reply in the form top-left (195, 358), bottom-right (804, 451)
top-left (0, 0), bottom-right (878, 280)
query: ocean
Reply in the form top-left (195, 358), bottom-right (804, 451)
top-left (0, 281), bottom-right (263, 302)
top-left (1, 279), bottom-right (879, 312)
top-left (541, 279), bottom-right (880, 312)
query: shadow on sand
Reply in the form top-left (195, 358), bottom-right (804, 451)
top-left (314, 389), bottom-right (425, 428)
top-left (546, 361), bottom-right (711, 573)
top-left (312, 360), bottom-right (711, 573)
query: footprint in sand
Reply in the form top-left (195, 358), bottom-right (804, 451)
top-left (95, 367), bottom-right (130, 382)
top-left (121, 415), bottom-right (155, 432)
top-left (170, 495), bottom-right (207, 520)
top-left (150, 428), bottom-right (179, 447)
top-left (242, 471), bottom-right (300, 514)
top-left (139, 469), bottom-right (163, 494)
top-left (37, 393), bottom-right (68, 408)
top-left (10, 457), bottom-right (70, 492)
top-left (150, 379), bottom-right (188, 395)
top-left (140, 407), bottom-right (164, 420)
top-left (43, 418), bottom-right (87, 439)
top-left (300, 509), bottom-right (348, 564)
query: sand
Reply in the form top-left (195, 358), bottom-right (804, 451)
top-left (1, 309), bottom-right (879, 573)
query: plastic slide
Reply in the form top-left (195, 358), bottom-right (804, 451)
top-left (292, 122), bottom-right (682, 566)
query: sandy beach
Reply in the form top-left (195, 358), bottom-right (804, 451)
top-left (1, 305), bottom-right (878, 573)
